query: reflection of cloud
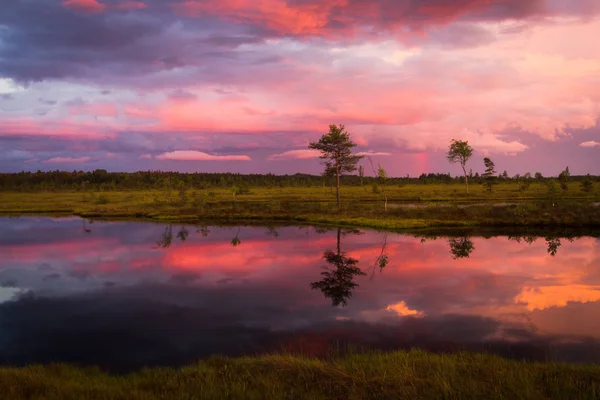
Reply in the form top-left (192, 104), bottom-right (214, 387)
top-left (0, 287), bottom-right (23, 304)
top-left (2, 218), bottom-right (600, 370)
top-left (514, 285), bottom-right (600, 311)
top-left (3, 286), bottom-right (600, 372)
top-left (386, 301), bottom-right (424, 317)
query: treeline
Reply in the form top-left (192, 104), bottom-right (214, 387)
top-left (0, 169), bottom-right (597, 192)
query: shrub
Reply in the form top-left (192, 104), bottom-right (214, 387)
top-left (93, 194), bottom-right (109, 205)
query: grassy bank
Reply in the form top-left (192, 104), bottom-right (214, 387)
top-left (1, 183), bottom-right (599, 229)
top-left (2, 350), bottom-right (599, 400)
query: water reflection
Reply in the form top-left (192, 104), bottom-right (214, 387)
top-left (1, 217), bottom-right (599, 371)
top-left (507, 235), bottom-right (576, 257)
top-left (448, 237), bottom-right (475, 259)
top-left (311, 228), bottom-right (366, 306)
top-left (231, 227), bottom-right (242, 247)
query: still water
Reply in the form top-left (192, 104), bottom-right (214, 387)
top-left (1, 217), bottom-right (599, 371)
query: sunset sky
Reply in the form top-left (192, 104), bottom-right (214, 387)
top-left (1, 0), bottom-right (599, 176)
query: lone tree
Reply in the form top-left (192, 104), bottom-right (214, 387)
top-left (446, 139), bottom-right (473, 193)
top-left (309, 124), bottom-right (363, 206)
top-left (482, 157), bottom-right (497, 192)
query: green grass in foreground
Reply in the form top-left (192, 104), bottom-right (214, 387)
top-left (2, 350), bottom-right (599, 400)
top-left (1, 183), bottom-right (599, 229)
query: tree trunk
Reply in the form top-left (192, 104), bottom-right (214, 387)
top-left (462, 165), bottom-right (469, 194)
top-left (335, 157), bottom-right (340, 207)
top-left (336, 227), bottom-right (341, 256)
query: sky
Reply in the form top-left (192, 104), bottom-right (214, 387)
top-left (1, 0), bottom-right (599, 176)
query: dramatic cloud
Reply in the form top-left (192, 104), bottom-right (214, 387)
top-left (0, 0), bottom-right (599, 174)
top-left (155, 150), bottom-right (251, 161)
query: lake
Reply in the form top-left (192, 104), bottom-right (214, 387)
top-left (1, 217), bottom-right (599, 372)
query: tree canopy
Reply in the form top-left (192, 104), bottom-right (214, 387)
top-left (446, 139), bottom-right (474, 193)
top-left (309, 124), bottom-right (363, 206)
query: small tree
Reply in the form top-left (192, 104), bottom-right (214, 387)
top-left (309, 124), bottom-right (364, 206)
top-left (520, 172), bottom-right (532, 192)
top-left (546, 179), bottom-right (559, 206)
top-left (358, 165), bottom-right (364, 187)
top-left (558, 166), bottom-right (570, 191)
top-left (534, 172), bottom-right (543, 181)
top-left (377, 164), bottom-right (388, 211)
top-left (482, 157), bottom-right (496, 192)
top-left (446, 139), bottom-right (473, 193)
top-left (580, 174), bottom-right (594, 193)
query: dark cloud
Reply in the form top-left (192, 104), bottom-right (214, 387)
top-left (167, 88), bottom-right (197, 101)
top-left (0, 0), bottom-right (590, 87)
top-left (0, 0), bottom-right (272, 86)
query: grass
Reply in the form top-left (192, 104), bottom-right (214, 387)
top-left (1, 350), bottom-right (599, 400)
top-left (1, 183), bottom-right (599, 229)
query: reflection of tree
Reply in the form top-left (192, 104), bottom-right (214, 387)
top-left (265, 226), bottom-right (279, 238)
top-left (231, 227), bottom-right (241, 247)
top-left (177, 226), bottom-right (189, 241)
top-left (448, 237), bottom-right (474, 259)
top-left (508, 235), bottom-right (575, 257)
top-left (508, 235), bottom-right (537, 245)
top-left (545, 237), bottom-right (561, 256)
top-left (314, 226), bottom-right (334, 235)
top-left (196, 226), bottom-right (211, 238)
top-left (311, 228), bottom-right (366, 307)
top-left (156, 225), bottom-right (173, 248)
top-left (82, 219), bottom-right (92, 234)
top-left (374, 233), bottom-right (389, 271)
top-left (156, 224), bottom-right (190, 248)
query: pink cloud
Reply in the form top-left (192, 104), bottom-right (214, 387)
top-left (356, 151), bottom-right (392, 156)
top-left (155, 150), bottom-right (251, 161)
top-left (268, 149), bottom-right (321, 161)
top-left (114, 1), bottom-right (147, 11)
top-left (62, 0), bottom-right (106, 13)
top-left (44, 156), bottom-right (91, 164)
top-left (69, 102), bottom-right (119, 117)
top-left (171, 0), bottom-right (545, 38)
top-left (580, 141), bottom-right (600, 148)
top-left (0, 117), bottom-right (116, 139)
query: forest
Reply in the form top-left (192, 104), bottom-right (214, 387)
top-left (0, 169), bottom-right (597, 192)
